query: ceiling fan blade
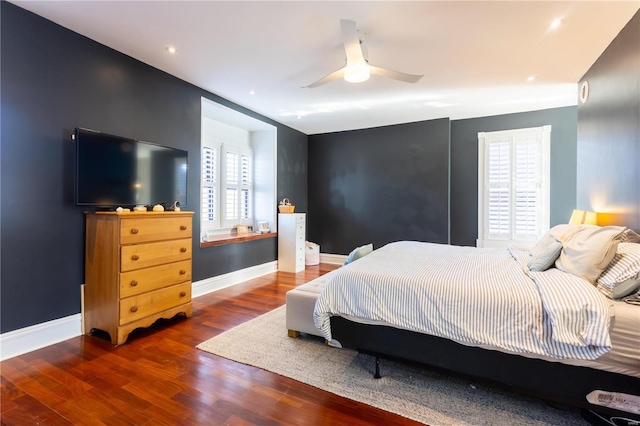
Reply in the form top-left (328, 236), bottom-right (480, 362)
top-left (369, 65), bottom-right (423, 83)
top-left (340, 19), bottom-right (365, 64)
top-left (303, 66), bottom-right (345, 88)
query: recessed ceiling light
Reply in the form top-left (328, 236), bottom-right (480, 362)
top-left (166, 46), bottom-right (177, 54)
top-left (249, 90), bottom-right (255, 95)
top-left (527, 76), bottom-right (536, 82)
top-left (549, 19), bottom-right (562, 30)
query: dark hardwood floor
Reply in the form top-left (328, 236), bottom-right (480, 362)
top-left (1, 264), bottom-right (423, 425)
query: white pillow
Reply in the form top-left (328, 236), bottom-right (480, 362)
top-left (553, 225), bottom-right (626, 284)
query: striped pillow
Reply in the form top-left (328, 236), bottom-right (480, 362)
top-left (597, 242), bottom-right (640, 298)
top-left (620, 228), bottom-right (640, 243)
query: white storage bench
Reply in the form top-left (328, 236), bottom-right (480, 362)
top-left (285, 268), bottom-right (340, 338)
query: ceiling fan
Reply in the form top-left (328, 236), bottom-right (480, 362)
top-left (304, 19), bottom-right (423, 88)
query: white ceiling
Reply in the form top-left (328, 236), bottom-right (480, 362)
top-left (12, 1), bottom-right (639, 135)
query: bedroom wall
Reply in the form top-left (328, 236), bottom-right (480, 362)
top-left (577, 10), bottom-right (640, 231)
top-left (307, 108), bottom-right (578, 253)
top-left (307, 119), bottom-right (450, 254)
top-left (450, 107), bottom-right (578, 247)
top-left (0, 2), bottom-right (307, 333)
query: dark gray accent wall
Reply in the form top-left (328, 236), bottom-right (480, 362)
top-left (0, 2), bottom-right (307, 333)
top-left (277, 126), bottom-right (308, 213)
top-left (307, 119), bottom-right (450, 254)
top-left (450, 107), bottom-right (578, 247)
top-left (577, 11), bottom-right (640, 231)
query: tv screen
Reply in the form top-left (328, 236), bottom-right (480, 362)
top-left (75, 128), bottom-right (188, 207)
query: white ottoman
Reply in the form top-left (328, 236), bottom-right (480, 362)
top-left (285, 268), bottom-right (339, 338)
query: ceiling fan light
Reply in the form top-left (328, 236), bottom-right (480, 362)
top-left (344, 62), bottom-right (370, 83)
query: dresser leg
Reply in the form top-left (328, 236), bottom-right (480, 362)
top-left (116, 329), bottom-right (129, 346)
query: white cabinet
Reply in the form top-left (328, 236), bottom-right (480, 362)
top-left (278, 213), bottom-right (306, 272)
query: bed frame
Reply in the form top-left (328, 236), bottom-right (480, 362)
top-left (330, 316), bottom-right (640, 422)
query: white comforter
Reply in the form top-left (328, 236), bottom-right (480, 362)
top-left (313, 241), bottom-right (612, 360)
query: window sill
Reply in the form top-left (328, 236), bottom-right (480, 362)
top-left (200, 232), bottom-right (277, 248)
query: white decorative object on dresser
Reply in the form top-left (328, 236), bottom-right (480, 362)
top-left (278, 213), bottom-right (306, 272)
top-left (83, 211), bottom-right (194, 345)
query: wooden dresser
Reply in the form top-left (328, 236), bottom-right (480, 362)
top-left (84, 211), bottom-right (194, 345)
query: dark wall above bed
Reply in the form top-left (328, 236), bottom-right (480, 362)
top-left (0, 2), bottom-right (307, 333)
top-left (577, 10), bottom-right (640, 231)
top-left (308, 107), bottom-right (579, 253)
top-left (308, 119), bottom-right (451, 254)
top-left (450, 107), bottom-right (578, 247)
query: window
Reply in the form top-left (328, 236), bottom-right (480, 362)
top-left (200, 144), bottom-right (254, 231)
top-left (200, 97), bottom-right (277, 245)
top-left (477, 126), bottom-right (551, 248)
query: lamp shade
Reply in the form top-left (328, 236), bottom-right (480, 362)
top-left (569, 209), bottom-right (598, 225)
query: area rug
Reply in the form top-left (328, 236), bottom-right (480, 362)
top-left (197, 306), bottom-right (588, 425)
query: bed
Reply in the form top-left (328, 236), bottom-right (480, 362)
top-left (311, 226), bottom-right (640, 420)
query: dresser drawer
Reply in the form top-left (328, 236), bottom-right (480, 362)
top-left (120, 260), bottom-right (191, 298)
top-left (120, 217), bottom-right (192, 244)
top-left (121, 239), bottom-right (191, 271)
top-left (119, 282), bottom-right (191, 325)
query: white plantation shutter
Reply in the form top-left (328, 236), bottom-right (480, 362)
top-left (201, 146), bottom-right (217, 224)
top-left (222, 145), bottom-right (253, 227)
top-left (486, 139), bottom-right (511, 239)
top-left (226, 152), bottom-right (238, 184)
top-left (240, 153), bottom-right (252, 219)
top-left (225, 187), bottom-right (238, 219)
top-left (513, 134), bottom-right (541, 240)
top-left (478, 126), bottom-right (550, 248)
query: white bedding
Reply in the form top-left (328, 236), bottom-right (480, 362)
top-left (313, 241), bottom-right (613, 360)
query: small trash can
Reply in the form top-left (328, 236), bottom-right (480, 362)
top-left (305, 241), bottom-right (320, 266)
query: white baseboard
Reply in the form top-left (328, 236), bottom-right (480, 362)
top-left (192, 261), bottom-right (278, 298)
top-left (0, 260), bottom-right (278, 361)
top-left (320, 253), bottom-right (347, 265)
top-left (0, 314), bottom-right (82, 361)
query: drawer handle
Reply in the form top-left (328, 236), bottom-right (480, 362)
top-left (180, 291), bottom-right (187, 297)
top-left (130, 280), bottom-right (138, 287)
top-left (130, 306), bottom-right (138, 313)
top-left (131, 254), bottom-right (139, 261)
top-left (180, 269), bottom-right (187, 275)
top-left (131, 228), bottom-right (139, 234)
top-left (180, 247), bottom-right (187, 253)
top-left (180, 225), bottom-right (187, 230)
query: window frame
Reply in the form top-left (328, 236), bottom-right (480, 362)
top-left (477, 125), bottom-right (551, 248)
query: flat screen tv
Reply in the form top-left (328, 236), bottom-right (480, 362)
top-left (75, 128), bottom-right (188, 207)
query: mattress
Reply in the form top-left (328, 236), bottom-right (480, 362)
top-left (338, 298), bottom-right (640, 378)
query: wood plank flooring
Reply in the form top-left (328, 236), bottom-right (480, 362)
top-left (1, 264), bottom-right (423, 425)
